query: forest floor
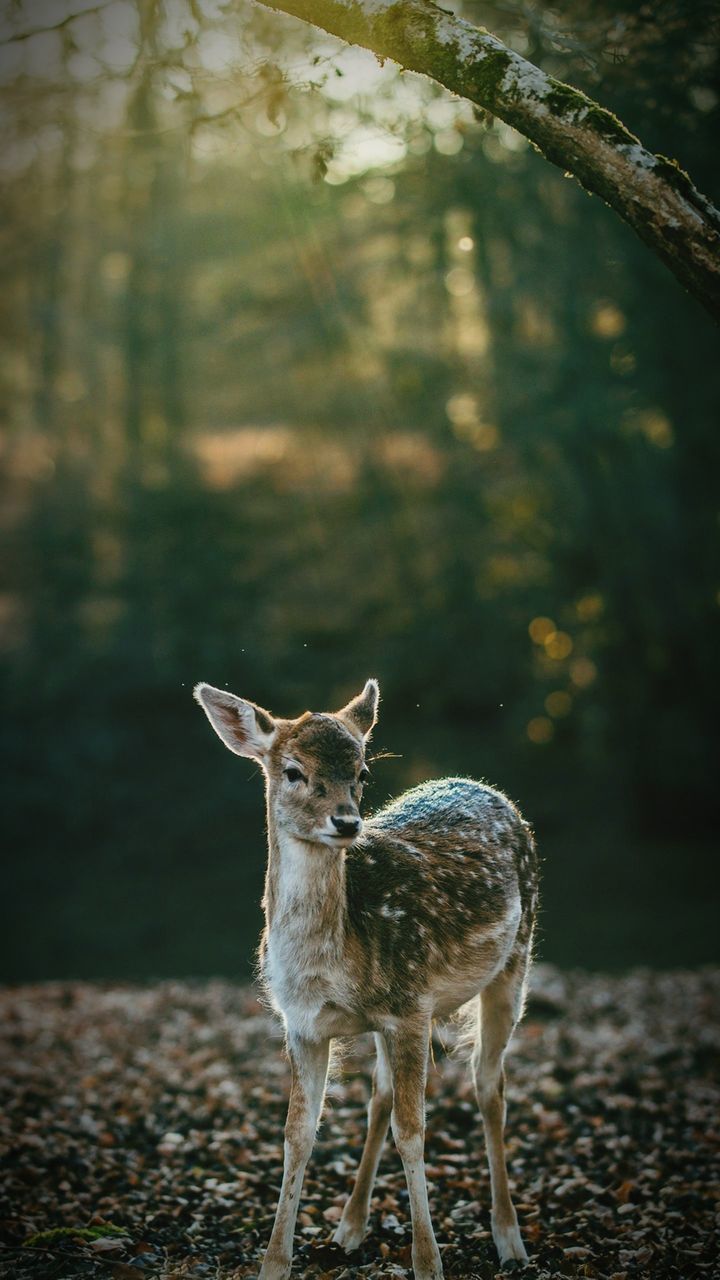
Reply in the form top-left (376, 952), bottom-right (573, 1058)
top-left (0, 966), bottom-right (718, 1280)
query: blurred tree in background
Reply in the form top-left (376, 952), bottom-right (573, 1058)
top-left (1, 0), bottom-right (718, 981)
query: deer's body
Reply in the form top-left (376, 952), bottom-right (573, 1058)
top-left (195, 681), bottom-right (538, 1280)
top-left (261, 779), bottom-right (535, 1040)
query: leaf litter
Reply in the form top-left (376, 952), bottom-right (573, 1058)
top-left (1, 965), bottom-right (718, 1279)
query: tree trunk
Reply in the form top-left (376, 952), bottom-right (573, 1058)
top-left (259, 0), bottom-right (720, 323)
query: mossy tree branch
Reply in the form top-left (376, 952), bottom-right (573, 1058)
top-left (257, 0), bottom-right (720, 323)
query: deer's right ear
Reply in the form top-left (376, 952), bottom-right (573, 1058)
top-left (194, 683), bottom-right (276, 760)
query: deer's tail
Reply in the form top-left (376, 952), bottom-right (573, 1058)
top-left (451, 992), bottom-right (482, 1063)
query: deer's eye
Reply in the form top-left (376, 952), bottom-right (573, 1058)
top-left (284, 767), bottom-right (306, 784)
top-left (358, 767), bottom-right (370, 784)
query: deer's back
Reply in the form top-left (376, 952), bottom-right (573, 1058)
top-left (346, 778), bottom-right (537, 1020)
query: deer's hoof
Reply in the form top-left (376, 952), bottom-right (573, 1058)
top-left (332, 1214), bottom-right (368, 1252)
top-left (492, 1219), bottom-right (528, 1265)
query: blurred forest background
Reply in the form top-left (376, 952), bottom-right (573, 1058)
top-left (1, 0), bottom-right (718, 982)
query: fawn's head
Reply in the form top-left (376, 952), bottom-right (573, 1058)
top-left (194, 679), bottom-right (379, 849)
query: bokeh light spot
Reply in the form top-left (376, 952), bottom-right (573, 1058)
top-left (575, 593), bottom-right (604, 622)
top-left (544, 630), bottom-right (573, 660)
top-left (570, 657), bottom-right (598, 688)
top-left (591, 301), bottom-right (626, 339)
top-left (639, 410), bottom-right (674, 449)
top-left (446, 392), bottom-right (478, 427)
top-left (527, 716), bottom-right (554, 744)
top-left (545, 690), bottom-right (572, 718)
top-left (529, 616), bottom-right (556, 644)
top-left (362, 176), bottom-right (395, 204)
top-left (434, 129), bottom-right (464, 155)
top-left (445, 267), bottom-right (475, 297)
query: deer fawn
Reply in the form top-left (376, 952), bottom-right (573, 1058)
top-left (194, 678), bottom-right (538, 1280)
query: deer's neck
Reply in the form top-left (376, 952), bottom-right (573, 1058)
top-left (262, 823), bottom-right (355, 1038)
top-left (264, 821), bottom-right (347, 946)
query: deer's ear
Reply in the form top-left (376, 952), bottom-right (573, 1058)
top-left (337, 678), bottom-right (380, 740)
top-left (194, 683), bottom-right (276, 760)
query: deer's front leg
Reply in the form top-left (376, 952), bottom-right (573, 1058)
top-left (385, 1022), bottom-right (443, 1280)
top-left (259, 1034), bottom-right (330, 1280)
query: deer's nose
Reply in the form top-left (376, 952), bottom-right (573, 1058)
top-left (331, 816), bottom-right (360, 836)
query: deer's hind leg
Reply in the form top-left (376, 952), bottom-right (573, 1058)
top-left (333, 1032), bottom-right (392, 1252)
top-left (472, 960), bottom-right (529, 1265)
top-left (386, 1020), bottom-right (443, 1280)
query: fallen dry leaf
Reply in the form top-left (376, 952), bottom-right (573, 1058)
top-left (0, 967), bottom-right (718, 1279)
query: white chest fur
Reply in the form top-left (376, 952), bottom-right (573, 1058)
top-left (263, 835), bottom-right (360, 1040)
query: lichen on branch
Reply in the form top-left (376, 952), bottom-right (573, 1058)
top-left (256, 0), bottom-right (720, 322)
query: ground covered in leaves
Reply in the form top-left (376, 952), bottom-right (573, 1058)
top-left (1, 967), bottom-right (718, 1280)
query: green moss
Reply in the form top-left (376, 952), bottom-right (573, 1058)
top-left (358, 2), bottom-right (511, 108)
top-left (545, 77), bottom-right (637, 146)
top-left (653, 154), bottom-right (698, 203)
top-left (584, 104), bottom-right (637, 146)
top-left (26, 1224), bottom-right (129, 1247)
top-left (467, 46), bottom-right (512, 105)
top-left (544, 79), bottom-right (591, 118)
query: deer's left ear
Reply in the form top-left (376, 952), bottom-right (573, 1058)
top-left (337, 678), bottom-right (380, 740)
